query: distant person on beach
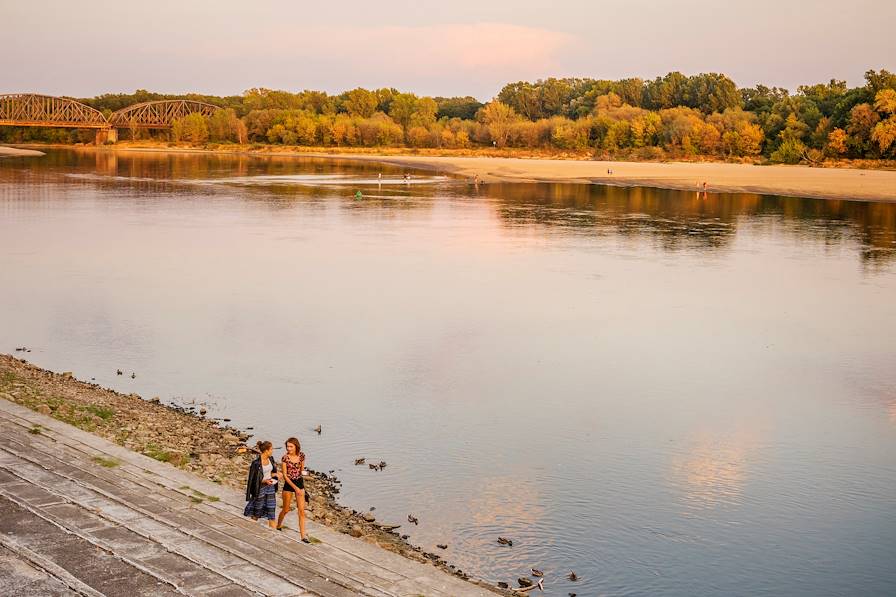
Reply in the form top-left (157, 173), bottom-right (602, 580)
top-left (244, 440), bottom-right (279, 528)
top-left (277, 437), bottom-right (310, 542)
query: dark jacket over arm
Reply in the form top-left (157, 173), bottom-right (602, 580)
top-left (245, 456), bottom-right (278, 501)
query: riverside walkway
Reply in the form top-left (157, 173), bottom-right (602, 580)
top-left (0, 398), bottom-right (498, 596)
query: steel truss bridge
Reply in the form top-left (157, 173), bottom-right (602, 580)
top-left (0, 93), bottom-right (221, 142)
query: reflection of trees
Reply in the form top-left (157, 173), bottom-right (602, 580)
top-left (5, 149), bottom-right (894, 267)
top-left (486, 183), bottom-right (896, 265)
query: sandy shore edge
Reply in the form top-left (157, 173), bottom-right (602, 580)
top-left (12, 143), bottom-right (896, 202)
top-left (0, 353), bottom-right (504, 593)
top-left (0, 146), bottom-right (45, 158)
top-left (300, 152), bottom-right (896, 203)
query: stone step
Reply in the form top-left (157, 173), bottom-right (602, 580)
top-left (0, 397), bottom-right (500, 597)
top-left (0, 466), bottom-right (297, 597)
top-left (0, 491), bottom-right (187, 597)
top-left (0, 439), bottom-right (348, 597)
top-left (0, 544), bottom-right (74, 597)
top-left (0, 422), bottom-right (391, 597)
top-left (0, 413), bottom-right (471, 597)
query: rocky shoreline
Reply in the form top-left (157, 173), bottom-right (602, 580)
top-left (0, 354), bottom-right (507, 594)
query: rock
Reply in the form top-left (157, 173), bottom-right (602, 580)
top-left (150, 396), bottom-right (160, 403)
top-left (62, 372), bottom-right (73, 379)
top-left (518, 577), bottom-right (533, 588)
top-left (362, 512), bottom-right (376, 523)
top-left (36, 404), bottom-right (52, 415)
top-left (497, 582), bottom-right (509, 589)
top-left (350, 525), bottom-right (363, 538)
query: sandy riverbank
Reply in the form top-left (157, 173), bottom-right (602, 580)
top-left (0, 354), bottom-right (495, 590)
top-left (16, 142), bottom-right (896, 202)
top-left (0, 146), bottom-right (45, 157)
top-left (308, 153), bottom-right (896, 202)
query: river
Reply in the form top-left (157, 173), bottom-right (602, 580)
top-left (1, 148), bottom-right (895, 596)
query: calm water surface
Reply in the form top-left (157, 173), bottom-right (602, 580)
top-left (2, 148), bottom-right (895, 596)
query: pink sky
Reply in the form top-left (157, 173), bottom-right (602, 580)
top-left (3, 0), bottom-right (894, 99)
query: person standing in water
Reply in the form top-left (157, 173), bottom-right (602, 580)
top-left (243, 440), bottom-right (279, 528)
top-left (276, 437), bottom-right (309, 542)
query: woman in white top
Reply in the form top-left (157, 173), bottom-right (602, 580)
top-left (243, 440), bottom-right (279, 527)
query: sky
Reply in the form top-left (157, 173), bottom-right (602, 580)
top-left (3, 0), bottom-right (894, 100)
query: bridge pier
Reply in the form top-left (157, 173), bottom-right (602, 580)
top-left (95, 127), bottom-right (117, 145)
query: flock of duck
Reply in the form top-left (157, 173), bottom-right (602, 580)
top-left (351, 452), bottom-right (580, 594)
top-left (93, 375), bottom-right (581, 594)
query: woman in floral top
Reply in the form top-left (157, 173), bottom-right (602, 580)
top-left (276, 436), bottom-right (309, 542)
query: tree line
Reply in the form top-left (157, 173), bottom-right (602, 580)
top-left (2, 70), bottom-right (895, 163)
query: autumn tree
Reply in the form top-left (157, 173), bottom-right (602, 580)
top-left (871, 89), bottom-right (896, 155)
top-left (847, 103), bottom-right (881, 155)
top-left (477, 101), bottom-right (521, 147)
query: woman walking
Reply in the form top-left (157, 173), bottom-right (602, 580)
top-left (243, 440), bottom-right (279, 528)
top-left (276, 437), bottom-right (309, 542)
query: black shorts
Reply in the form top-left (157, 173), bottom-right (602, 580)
top-left (281, 477), bottom-right (305, 492)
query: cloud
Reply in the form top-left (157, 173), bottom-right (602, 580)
top-left (212, 22), bottom-right (579, 97)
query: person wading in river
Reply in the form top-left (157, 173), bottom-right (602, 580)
top-left (276, 437), bottom-right (309, 542)
top-left (243, 440), bottom-right (279, 528)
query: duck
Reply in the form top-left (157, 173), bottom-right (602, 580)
top-left (531, 568), bottom-right (544, 577)
top-left (437, 544), bottom-right (447, 549)
top-left (407, 514), bottom-right (418, 525)
top-left (378, 460), bottom-right (387, 469)
top-left (568, 572), bottom-right (578, 581)
top-left (116, 369), bottom-right (122, 375)
top-left (130, 372), bottom-right (136, 379)
top-left (369, 463), bottom-right (380, 471)
top-left (354, 458), bottom-right (365, 465)
top-left (497, 536), bottom-right (513, 546)
top-left (313, 425), bottom-right (322, 434)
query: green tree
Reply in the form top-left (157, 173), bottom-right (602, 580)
top-left (388, 93), bottom-right (419, 130)
top-left (171, 113), bottom-right (208, 144)
top-left (342, 88), bottom-right (379, 118)
top-left (435, 96), bottom-right (484, 120)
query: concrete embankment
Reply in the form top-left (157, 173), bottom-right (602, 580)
top-left (0, 355), bottom-right (502, 596)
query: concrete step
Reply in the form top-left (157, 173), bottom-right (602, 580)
top-left (0, 397), bottom-right (500, 597)
top-left (0, 543), bottom-right (82, 596)
top-left (0, 491), bottom-right (187, 596)
top-left (0, 432), bottom-right (336, 596)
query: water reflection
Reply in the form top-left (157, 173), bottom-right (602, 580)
top-left (672, 430), bottom-right (758, 512)
top-left (486, 183), bottom-right (896, 266)
top-left (2, 148), bottom-right (896, 596)
top-left (4, 148), bottom-right (893, 268)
